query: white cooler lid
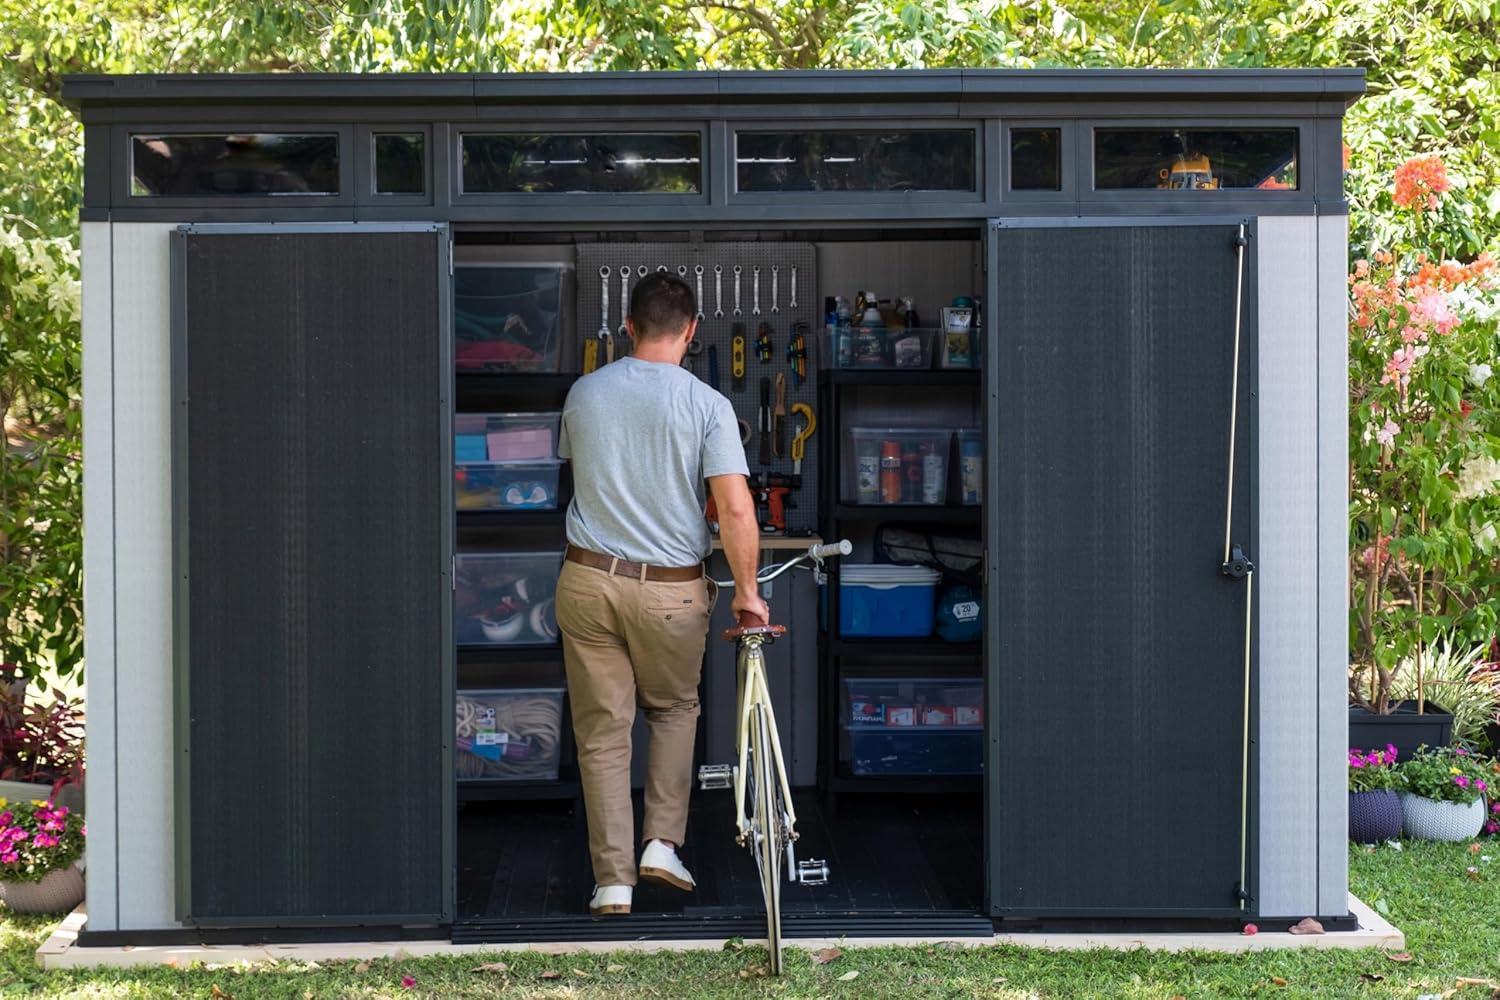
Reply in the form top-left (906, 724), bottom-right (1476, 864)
top-left (841, 563), bottom-right (941, 585)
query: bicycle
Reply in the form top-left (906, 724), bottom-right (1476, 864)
top-left (697, 538), bottom-right (852, 974)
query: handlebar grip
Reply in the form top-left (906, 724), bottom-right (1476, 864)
top-left (810, 540), bottom-right (853, 559)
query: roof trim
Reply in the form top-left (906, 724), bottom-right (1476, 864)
top-left (61, 69), bottom-right (1367, 110)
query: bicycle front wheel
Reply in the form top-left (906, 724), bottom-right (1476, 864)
top-left (749, 701), bottom-right (784, 974)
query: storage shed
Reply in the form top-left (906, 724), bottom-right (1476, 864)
top-left (63, 68), bottom-right (1363, 945)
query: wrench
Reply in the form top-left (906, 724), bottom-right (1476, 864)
top-left (714, 265), bottom-right (724, 318)
top-left (694, 265), bottom-right (705, 321)
top-left (771, 265), bottom-right (780, 314)
top-left (618, 265), bottom-right (631, 337)
top-left (598, 265), bottom-right (611, 339)
top-left (657, 264), bottom-right (668, 273)
top-left (678, 264), bottom-right (688, 280)
top-left (752, 266), bottom-right (762, 316)
top-left (789, 266), bottom-right (798, 310)
top-left (733, 265), bottom-right (743, 317)
top-left (637, 264), bottom-right (649, 280)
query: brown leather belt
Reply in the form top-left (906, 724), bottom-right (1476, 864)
top-left (565, 545), bottom-right (703, 583)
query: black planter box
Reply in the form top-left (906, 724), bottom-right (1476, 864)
top-left (1348, 701), bottom-right (1454, 761)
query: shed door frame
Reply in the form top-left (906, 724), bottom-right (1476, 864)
top-left (171, 221), bottom-right (455, 926)
top-left (983, 215), bottom-right (1260, 919)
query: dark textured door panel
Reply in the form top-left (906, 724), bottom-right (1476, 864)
top-left (177, 229), bottom-right (448, 923)
top-left (989, 223), bottom-right (1254, 916)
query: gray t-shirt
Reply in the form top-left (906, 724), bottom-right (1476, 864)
top-left (559, 357), bottom-right (749, 566)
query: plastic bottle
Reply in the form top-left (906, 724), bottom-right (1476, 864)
top-left (835, 296), bottom-right (853, 368)
top-left (902, 441), bottom-right (922, 502)
top-left (879, 440), bottom-right (902, 504)
top-left (961, 435), bottom-right (983, 504)
top-left (921, 441), bottom-right (944, 504)
top-left (856, 437), bottom-right (880, 503)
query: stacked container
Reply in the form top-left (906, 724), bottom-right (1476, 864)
top-left (454, 551), bottom-right (564, 645)
top-left (845, 428), bottom-right (952, 506)
top-left (839, 563), bottom-right (942, 638)
top-left (455, 412), bottom-right (565, 511)
top-left (842, 678), bottom-right (983, 775)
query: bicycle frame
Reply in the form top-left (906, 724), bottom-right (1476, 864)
top-left (733, 636), bottom-right (797, 847)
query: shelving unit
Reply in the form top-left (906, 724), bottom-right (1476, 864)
top-left (818, 365), bottom-right (985, 792)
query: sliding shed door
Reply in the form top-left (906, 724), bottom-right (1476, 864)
top-left (987, 220), bottom-right (1256, 917)
top-left (173, 225), bottom-right (452, 925)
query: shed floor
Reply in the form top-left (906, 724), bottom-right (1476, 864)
top-left (457, 790), bottom-right (985, 922)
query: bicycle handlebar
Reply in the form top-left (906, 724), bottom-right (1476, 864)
top-left (710, 539), bottom-right (851, 590)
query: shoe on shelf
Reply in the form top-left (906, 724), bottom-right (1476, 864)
top-left (588, 885), bottom-right (632, 915)
top-left (639, 839), bottom-right (697, 892)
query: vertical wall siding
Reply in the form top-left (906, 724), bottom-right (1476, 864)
top-left (108, 223), bottom-right (181, 928)
top-left (1317, 213), bottom-right (1351, 914)
top-left (80, 222), bottom-right (119, 931)
top-left (1254, 215), bottom-right (1321, 917)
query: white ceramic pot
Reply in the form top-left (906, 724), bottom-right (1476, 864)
top-left (0, 863), bottom-right (85, 915)
top-left (1400, 792), bottom-right (1487, 841)
top-left (0, 779), bottom-right (83, 814)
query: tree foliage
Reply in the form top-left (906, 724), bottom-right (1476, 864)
top-left (0, 0), bottom-right (1496, 683)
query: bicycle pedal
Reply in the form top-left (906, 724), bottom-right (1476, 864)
top-left (796, 859), bottom-right (830, 885)
top-left (697, 764), bottom-right (734, 790)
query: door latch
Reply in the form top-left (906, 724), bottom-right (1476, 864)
top-left (1222, 544), bottom-right (1254, 579)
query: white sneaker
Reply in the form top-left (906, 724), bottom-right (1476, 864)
top-left (639, 839), bottom-right (696, 892)
top-left (588, 884), bottom-right (632, 915)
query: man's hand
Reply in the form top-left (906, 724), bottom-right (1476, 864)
top-left (732, 590), bottom-right (771, 628)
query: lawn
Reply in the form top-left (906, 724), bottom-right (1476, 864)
top-left (1, 842), bottom-right (1497, 999)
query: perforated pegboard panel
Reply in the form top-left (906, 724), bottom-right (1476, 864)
top-left (576, 243), bottom-right (820, 535)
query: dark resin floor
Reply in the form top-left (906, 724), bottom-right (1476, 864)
top-left (457, 791), bottom-right (984, 920)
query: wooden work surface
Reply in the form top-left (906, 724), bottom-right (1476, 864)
top-left (712, 535), bottom-right (823, 551)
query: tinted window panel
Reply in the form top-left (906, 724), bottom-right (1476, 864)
top-left (131, 134), bottom-right (339, 197)
top-left (1010, 128), bottom-right (1062, 191)
top-left (1094, 129), bottom-right (1298, 190)
top-left (374, 133), bottom-right (425, 195)
top-left (461, 134), bottom-right (701, 194)
top-left (737, 131), bottom-right (975, 193)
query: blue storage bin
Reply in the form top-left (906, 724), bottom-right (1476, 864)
top-left (839, 564), bottom-right (941, 638)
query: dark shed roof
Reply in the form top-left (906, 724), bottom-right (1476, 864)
top-left (62, 68), bottom-right (1366, 110)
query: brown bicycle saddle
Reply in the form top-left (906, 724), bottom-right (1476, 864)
top-left (722, 622), bottom-right (787, 643)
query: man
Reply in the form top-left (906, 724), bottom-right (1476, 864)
top-left (556, 272), bottom-right (768, 916)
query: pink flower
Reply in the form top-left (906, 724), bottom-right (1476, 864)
top-left (1455, 775), bottom-right (1470, 788)
top-left (1477, 780), bottom-right (1489, 792)
top-left (0, 812), bottom-right (11, 825)
top-left (0, 852), bottom-right (16, 865)
top-left (1375, 419), bottom-right (1400, 446)
top-left (1400, 324), bottom-right (1428, 343)
top-left (1457, 747), bottom-right (1469, 756)
top-left (401, 975), bottom-right (417, 989)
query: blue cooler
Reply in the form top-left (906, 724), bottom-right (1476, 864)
top-left (838, 564), bottom-right (942, 638)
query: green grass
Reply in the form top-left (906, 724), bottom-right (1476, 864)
top-left (2, 841), bottom-right (1498, 999)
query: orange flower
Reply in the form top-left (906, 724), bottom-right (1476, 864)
top-left (1374, 250), bottom-right (1394, 266)
top-left (1392, 154), bottom-right (1450, 210)
top-left (1354, 259), bottom-right (1370, 279)
top-left (1343, 143), bottom-right (1352, 171)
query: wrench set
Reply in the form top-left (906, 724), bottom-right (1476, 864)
top-left (575, 242), bottom-right (820, 534)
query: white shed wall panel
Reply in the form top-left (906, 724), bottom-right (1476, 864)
top-left (80, 222), bottom-right (118, 931)
top-left (98, 223), bottom-right (181, 930)
top-left (1317, 213), bottom-right (1351, 915)
top-left (1255, 214), bottom-right (1321, 918)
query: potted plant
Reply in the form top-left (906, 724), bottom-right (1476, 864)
top-left (0, 686), bottom-right (84, 813)
top-left (1347, 153), bottom-right (1500, 759)
top-left (1348, 744), bottom-right (1405, 843)
top-left (1397, 745), bottom-right (1490, 841)
top-left (0, 797), bottom-right (86, 914)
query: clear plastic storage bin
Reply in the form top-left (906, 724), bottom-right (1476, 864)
top-left (456, 412), bottom-right (563, 462)
top-left (843, 677), bottom-right (983, 775)
top-left (454, 551), bottom-right (564, 645)
top-left (455, 688), bottom-right (565, 781)
top-left (454, 264), bottom-right (571, 373)
top-left (955, 428), bottom-right (983, 506)
top-left (844, 428), bottom-right (952, 505)
top-left (825, 327), bottom-right (936, 370)
top-left (455, 461), bottom-right (564, 511)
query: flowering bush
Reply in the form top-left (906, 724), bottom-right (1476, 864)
top-left (1348, 744), bottom-right (1403, 792)
top-left (1398, 745), bottom-right (1491, 805)
top-left (0, 797), bottom-right (84, 883)
top-left (1349, 151), bottom-right (1500, 715)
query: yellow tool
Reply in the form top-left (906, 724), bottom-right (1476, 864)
top-left (582, 338), bottom-right (600, 374)
top-left (790, 402), bottom-right (816, 477)
top-left (732, 330), bottom-right (746, 390)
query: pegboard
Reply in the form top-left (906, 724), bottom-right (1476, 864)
top-left (576, 242), bottom-right (820, 535)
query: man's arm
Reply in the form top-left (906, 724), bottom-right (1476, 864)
top-left (708, 474), bottom-right (769, 626)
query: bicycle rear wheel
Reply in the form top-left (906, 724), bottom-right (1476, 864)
top-left (749, 701), bottom-right (784, 973)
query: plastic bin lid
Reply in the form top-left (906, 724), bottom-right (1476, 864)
top-left (841, 563), bottom-right (942, 585)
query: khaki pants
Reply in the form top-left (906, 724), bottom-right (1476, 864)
top-left (555, 558), bottom-right (715, 887)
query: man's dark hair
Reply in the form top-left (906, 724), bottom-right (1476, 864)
top-left (629, 273), bottom-right (697, 340)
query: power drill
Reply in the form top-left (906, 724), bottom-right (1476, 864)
top-left (748, 472), bottom-right (797, 535)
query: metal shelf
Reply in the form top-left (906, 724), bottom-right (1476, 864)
top-left (828, 774), bottom-right (983, 795)
top-left (455, 371), bottom-right (578, 390)
top-left (458, 776), bottom-right (581, 803)
top-left (831, 503), bottom-right (980, 524)
top-left (832, 638), bottom-right (982, 661)
top-left (823, 369), bottom-right (980, 387)
top-left (457, 643), bottom-right (565, 664)
top-left (457, 509), bottom-right (567, 529)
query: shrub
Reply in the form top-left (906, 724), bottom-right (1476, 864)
top-left (0, 797), bottom-right (84, 883)
top-left (1349, 744), bottom-right (1403, 793)
top-left (1399, 745), bottom-right (1491, 804)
